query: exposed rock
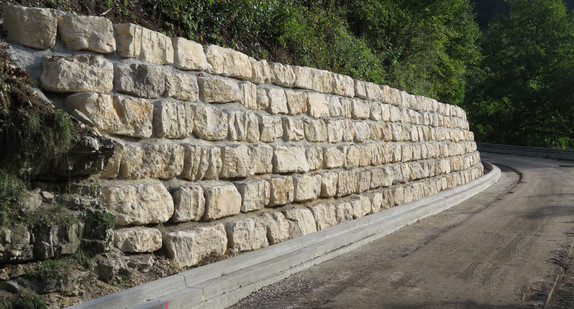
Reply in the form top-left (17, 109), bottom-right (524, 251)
top-left (114, 227), bottom-right (162, 253)
top-left (0, 224), bottom-right (33, 263)
top-left (33, 223), bottom-right (83, 260)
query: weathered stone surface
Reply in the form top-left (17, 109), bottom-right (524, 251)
top-left (66, 93), bottom-right (153, 138)
top-left (332, 74), bottom-right (354, 97)
top-left (251, 145), bottom-right (274, 174)
top-left (285, 90), bottom-right (308, 115)
top-left (0, 224), bottom-right (33, 263)
top-left (236, 180), bottom-right (271, 212)
top-left (354, 80), bottom-right (367, 99)
top-left (267, 176), bottom-right (295, 206)
top-left (342, 119), bottom-right (356, 142)
top-left (205, 44), bottom-right (252, 80)
top-left (103, 182), bottom-right (174, 226)
top-left (283, 208), bottom-right (317, 238)
top-left (273, 146), bottom-right (309, 173)
top-left (327, 120), bottom-right (344, 143)
top-left (271, 63), bottom-right (296, 87)
top-left (193, 104), bottom-right (229, 141)
top-left (355, 122), bottom-right (371, 143)
top-left (227, 110), bottom-right (260, 142)
top-left (3, 4), bottom-right (57, 50)
top-left (264, 87), bottom-right (289, 114)
top-left (220, 145), bottom-right (254, 178)
top-left (41, 54), bottom-right (113, 93)
top-left (114, 63), bottom-right (165, 99)
top-left (256, 87), bottom-right (271, 110)
top-left (357, 170), bottom-right (371, 193)
top-left (240, 81), bottom-right (257, 110)
top-left (182, 145), bottom-right (222, 181)
top-left (370, 167), bottom-right (393, 189)
top-left (293, 174), bottom-right (321, 202)
top-left (33, 223), bottom-right (83, 260)
top-left (337, 170), bottom-right (358, 197)
top-left (259, 115), bottom-right (283, 142)
top-left (307, 93), bottom-right (330, 119)
top-left (163, 225), bottom-right (227, 268)
top-left (350, 195), bottom-right (371, 219)
top-left (202, 183), bottom-right (242, 221)
top-left (328, 96), bottom-right (343, 118)
top-left (165, 72), bottom-right (199, 102)
top-left (115, 23), bottom-right (174, 64)
top-left (282, 117), bottom-right (305, 142)
top-left (58, 14), bottom-right (115, 53)
top-left (153, 101), bottom-right (194, 138)
top-left (365, 82), bottom-right (383, 101)
top-left (381, 189), bottom-right (395, 209)
top-left (259, 212), bottom-right (290, 244)
top-left (340, 98), bottom-right (353, 119)
top-left (172, 185), bottom-right (205, 223)
top-left (114, 227), bottom-right (162, 253)
top-left (172, 37), bottom-right (210, 71)
top-left (304, 119), bottom-right (327, 142)
top-left (320, 172), bottom-right (338, 198)
top-left (198, 76), bottom-right (241, 103)
top-left (120, 144), bottom-right (184, 180)
top-left (323, 147), bottom-right (345, 169)
top-left (352, 99), bottom-right (371, 120)
top-left (293, 66), bottom-right (313, 90)
top-left (250, 58), bottom-right (273, 84)
top-left (226, 217), bottom-right (269, 252)
top-left (310, 69), bottom-right (333, 93)
top-left (310, 204), bottom-right (338, 230)
top-left (335, 202), bottom-right (353, 223)
top-left (100, 140), bottom-right (125, 179)
top-left (306, 147), bottom-right (324, 171)
top-left (340, 145), bottom-right (360, 169)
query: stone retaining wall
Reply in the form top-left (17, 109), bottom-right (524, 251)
top-left (3, 4), bottom-right (483, 268)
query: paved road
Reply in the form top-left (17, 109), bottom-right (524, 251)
top-left (232, 153), bottom-right (574, 309)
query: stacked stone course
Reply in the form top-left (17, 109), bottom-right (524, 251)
top-left (3, 4), bottom-right (484, 268)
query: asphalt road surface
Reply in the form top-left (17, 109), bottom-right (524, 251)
top-left (231, 153), bottom-right (574, 309)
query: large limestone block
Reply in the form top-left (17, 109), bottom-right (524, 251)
top-left (202, 183), bottom-right (242, 221)
top-left (251, 145), bottom-right (274, 174)
top-left (261, 87), bottom-right (288, 115)
top-left (328, 96), bottom-right (343, 118)
top-left (282, 117), bottom-right (305, 142)
top-left (306, 147), bottom-right (324, 171)
top-left (240, 81), bottom-right (258, 110)
top-left (307, 93), bottom-right (330, 119)
top-left (236, 180), bottom-right (271, 212)
top-left (115, 23), bottom-right (174, 64)
top-left (370, 102), bottom-right (383, 121)
top-left (182, 145), bottom-right (222, 181)
top-left (66, 93), bottom-right (153, 138)
top-left (357, 170), bottom-right (371, 193)
top-left (320, 172), bottom-right (338, 198)
top-left (310, 204), bottom-right (337, 230)
top-left (114, 63), bottom-right (166, 99)
top-left (381, 189), bottom-right (395, 209)
top-left (340, 145), bottom-right (360, 169)
top-left (370, 167), bottom-right (393, 189)
top-left (172, 185), bottom-right (205, 223)
top-left (365, 82), bottom-right (383, 101)
top-left (267, 176), bottom-right (295, 206)
top-left (342, 119), bottom-right (356, 142)
top-left (285, 90), bottom-right (308, 115)
top-left (193, 104), bottom-right (228, 141)
top-left (103, 182), bottom-right (174, 226)
top-left (352, 99), bottom-right (371, 120)
top-left (337, 170), bottom-right (359, 197)
top-left (332, 74), bottom-right (355, 97)
top-left (165, 72), bottom-right (199, 102)
top-left (198, 76), bottom-right (241, 103)
top-left (3, 4), bottom-right (57, 50)
top-left (354, 80), bottom-right (367, 99)
top-left (310, 69), bottom-right (333, 93)
top-left (163, 225), bottom-right (227, 268)
top-left (304, 119), bottom-right (327, 142)
top-left (293, 174), bottom-right (321, 202)
top-left (227, 111), bottom-right (260, 142)
top-left (335, 202), bottom-right (353, 223)
top-left (273, 146), bottom-right (309, 174)
top-left (354, 122), bottom-right (371, 143)
top-left (154, 101), bottom-right (194, 139)
top-left (120, 144), bottom-right (184, 180)
top-left (114, 227), bottom-right (162, 253)
top-left (259, 212), bottom-right (290, 244)
top-left (351, 195), bottom-right (371, 219)
top-left (59, 14), bottom-right (115, 53)
top-left (368, 143), bottom-right (385, 166)
top-left (271, 63), bottom-right (296, 87)
top-left (41, 54), bottom-right (113, 93)
top-left (327, 120), bottom-right (345, 144)
top-left (259, 115), bottom-right (283, 142)
top-left (250, 59), bottom-right (273, 84)
top-left (220, 145), bottom-right (254, 178)
top-left (205, 44), bottom-right (252, 80)
top-left (323, 147), bottom-right (345, 169)
top-left (226, 218), bottom-right (269, 252)
top-left (340, 98), bottom-right (353, 119)
top-left (256, 87), bottom-right (271, 110)
top-left (172, 37), bottom-right (210, 71)
top-left (293, 66), bottom-right (313, 90)
top-left (100, 140), bottom-right (125, 179)
top-left (283, 207), bottom-right (317, 238)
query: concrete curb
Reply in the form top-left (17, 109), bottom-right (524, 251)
top-left (68, 162), bottom-right (501, 309)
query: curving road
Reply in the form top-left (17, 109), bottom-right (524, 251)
top-left (231, 153), bottom-right (574, 309)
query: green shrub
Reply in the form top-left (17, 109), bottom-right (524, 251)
top-left (0, 170), bottom-right (26, 226)
top-left (11, 295), bottom-right (46, 309)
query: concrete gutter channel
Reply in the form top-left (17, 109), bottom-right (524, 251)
top-left (68, 162), bottom-right (501, 309)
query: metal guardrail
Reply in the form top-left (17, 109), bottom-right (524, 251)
top-left (477, 142), bottom-right (574, 161)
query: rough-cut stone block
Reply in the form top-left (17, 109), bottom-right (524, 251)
top-left (256, 87), bottom-right (270, 110)
top-left (293, 174), bottom-right (321, 202)
top-left (370, 167), bottom-right (393, 189)
top-left (365, 82), bottom-right (383, 101)
top-left (273, 146), bottom-right (309, 173)
top-left (340, 98), bottom-right (353, 119)
top-left (227, 110), bottom-right (260, 142)
top-left (307, 93), bottom-right (330, 119)
top-left (120, 144), bottom-right (184, 180)
top-left (236, 180), bottom-right (271, 212)
top-left (352, 99), bottom-right (371, 120)
top-left (354, 80), bottom-right (367, 99)
top-left (310, 204), bottom-right (337, 230)
top-left (172, 37), bottom-right (210, 71)
top-left (115, 227), bottom-right (162, 253)
top-left (332, 74), bottom-right (355, 97)
top-left (58, 14), bottom-right (115, 53)
top-left (115, 23), bottom-right (174, 64)
top-left (193, 104), bottom-right (228, 141)
top-left (304, 119), bottom-right (327, 142)
top-left (205, 44), bottom-right (252, 80)
top-left (327, 120), bottom-right (344, 144)
top-left (259, 115), bottom-right (283, 142)
top-left (172, 185), bottom-right (205, 222)
top-left (335, 202), bottom-right (353, 223)
top-left (328, 96), bottom-right (343, 118)
top-left (342, 119), bottom-right (356, 142)
top-left (163, 225), bottom-right (227, 268)
top-left (351, 196), bottom-right (371, 219)
top-left (202, 183), bottom-right (242, 221)
top-left (250, 58), bottom-right (273, 84)
top-left (292, 66), bottom-right (312, 90)
top-left (355, 122), bottom-right (371, 143)
top-left (3, 4), bottom-right (57, 50)
top-left (197, 76), bottom-right (241, 103)
top-left (310, 69), bottom-right (333, 93)
top-left (340, 145), bottom-right (360, 169)
top-left (283, 208), bottom-right (317, 238)
top-left (265, 87), bottom-right (289, 114)
top-left (320, 172), bottom-right (338, 198)
top-left (154, 101), bottom-right (194, 138)
top-left (165, 72), bottom-right (199, 102)
top-left (337, 170), bottom-right (358, 197)
top-left (100, 140), bottom-right (125, 179)
top-left (182, 145), bottom-right (222, 181)
top-left (260, 212), bottom-right (290, 244)
top-left (267, 176), bottom-right (294, 206)
top-left (240, 81), bottom-right (257, 110)
top-left (282, 117), bottom-right (304, 142)
top-left (357, 170), bottom-right (371, 193)
top-left (114, 63), bottom-right (165, 99)
top-left (103, 182), bottom-right (174, 226)
top-left (66, 93), bottom-right (153, 138)
top-left (271, 63), bottom-right (296, 87)
top-left (220, 145), bottom-right (254, 178)
top-left (285, 90), bottom-right (308, 115)
top-left (370, 102), bottom-right (383, 121)
top-left (41, 54), bottom-right (113, 93)
top-left (323, 147), bottom-right (345, 169)
top-left (380, 85), bottom-right (392, 104)
top-left (251, 145), bottom-right (274, 174)
top-left (226, 218), bottom-right (269, 252)
top-left (306, 147), bottom-right (324, 171)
